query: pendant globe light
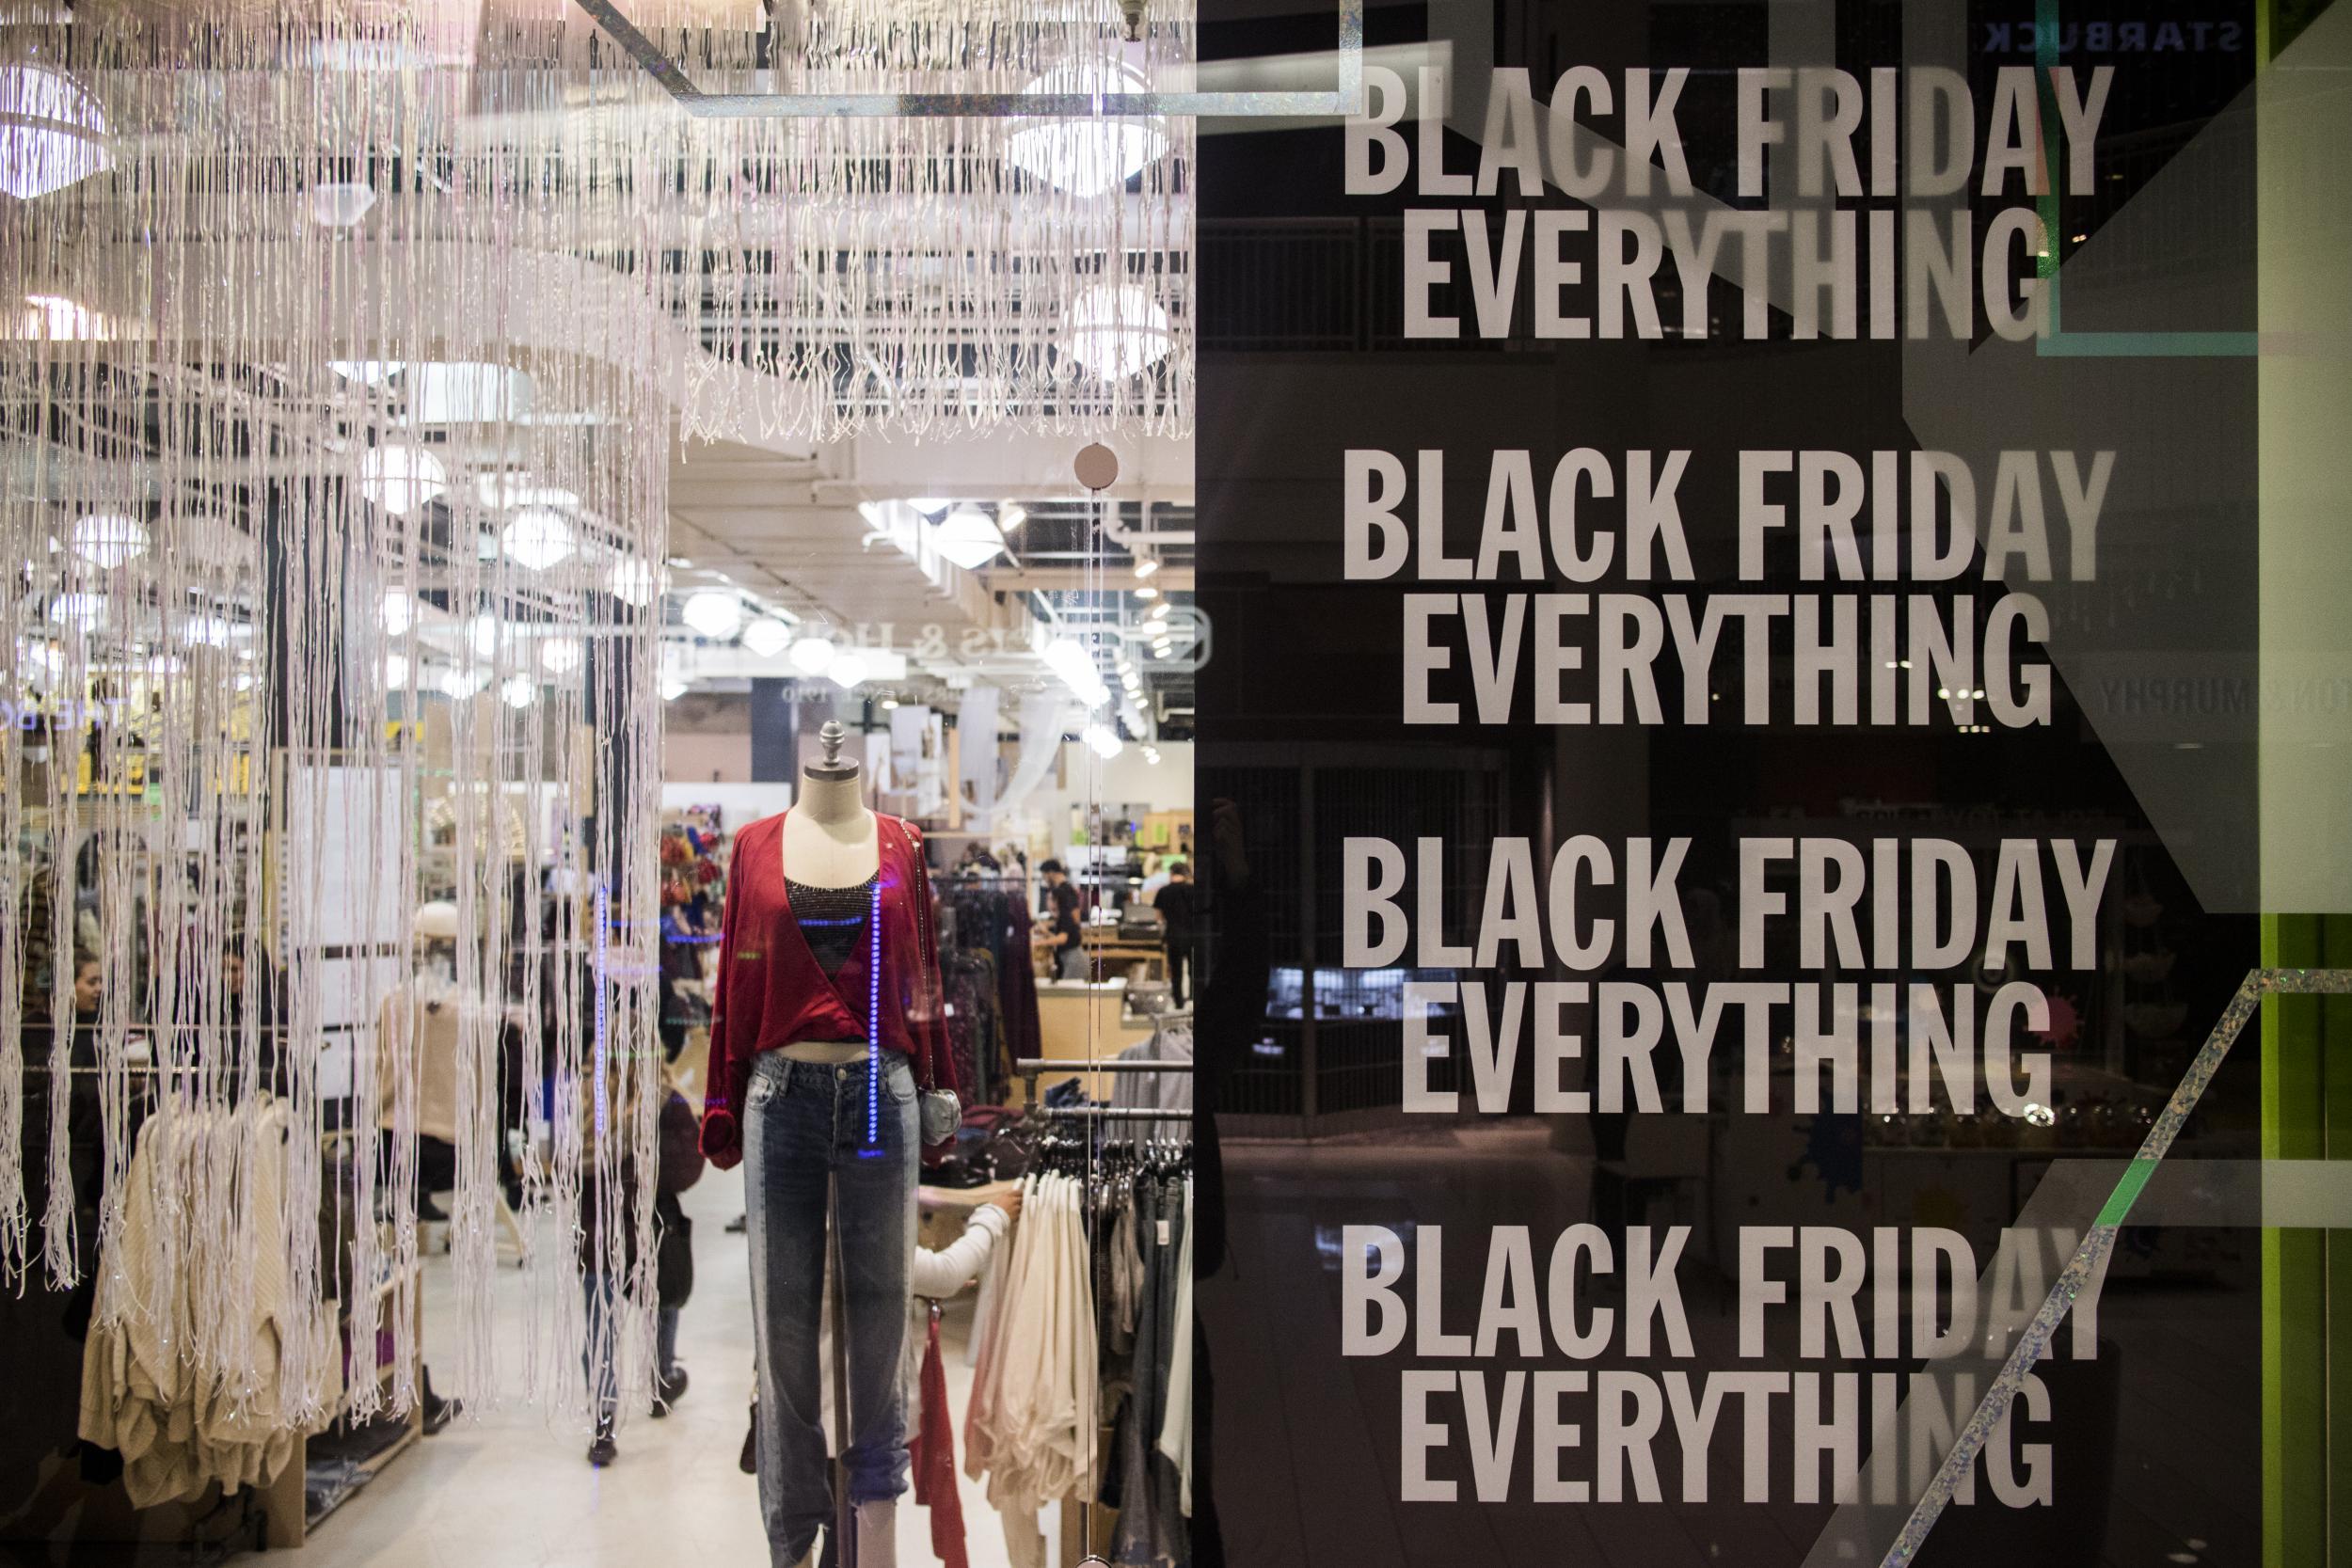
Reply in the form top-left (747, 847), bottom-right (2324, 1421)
top-left (1063, 283), bottom-right (1174, 382)
top-left (71, 513), bottom-right (148, 568)
top-left (933, 507), bottom-right (1008, 571)
top-left (1006, 55), bottom-right (1168, 198)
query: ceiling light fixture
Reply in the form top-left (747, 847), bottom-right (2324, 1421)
top-left (383, 590), bottom-right (415, 635)
top-left (790, 635), bottom-right (837, 676)
top-left (681, 590), bottom-right (744, 641)
top-left (501, 508), bottom-right (577, 571)
top-left (829, 649), bottom-right (872, 689)
top-left (1005, 57), bottom-right (1168, 197)
top-left (539, 637), bottom-right (584, 675)
top-left (71, 513), bottom-right (147, 568)
top-left (932, 506), bottom-right (1008, 571)
top-left (1135, 584), bottom-right (1160, 601)
top-left (660, 674), bottom-right (691, 702)
top-left (741, 617), bottom-right (793, 658)
top-left (1062, 282), bottom-right (1174, 382)
top-left (609, 557), bottom-right (660, 607)
top-left (1043, 634), bottom-right (1110, 707)
top-left (999, 503), bottom-right (1028, 532)
top-left (501, 674), bottom-right (539, 709)
top-left (309, 182), bottom-right (377, 229)
top-left (46, 593), bottom-right (105, 628)
top-left (359, 442), bottom-right (448, 515)
top-left (1133, 558), bottom-right (1159, 579)
top-left (1082, 721), bottom-right (1125, 760)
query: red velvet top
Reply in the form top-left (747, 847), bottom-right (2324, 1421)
top-left (698, 811), bottom-right (953, 1168)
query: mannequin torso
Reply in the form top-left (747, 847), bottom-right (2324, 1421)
top-left (780, 765), bottom-right (881, 1062)
top-left (782, 770), bottom-right (880, 887)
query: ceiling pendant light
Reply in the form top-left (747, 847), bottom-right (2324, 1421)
top-left (1063, 282), bottom-right (1173, 382)
top-left (501, 507), bottom-right (577, 571)
top-left (0, 66), bottom-right (111, 200)
top-left (829, 649), bottom-right (872, 690)
top-left (500, 674), bottom-right (539, 709)
top-left (360, 443), bottom-right (448, 515)
top-left (609, 557), bottom-right (659, 607)
top-left (539, 636), bottom-right (584, 675)
top-left (1133, 557), bottom-right (1159, 579)
top-left (71, 513), bottom-right (148, 568)
top-left (310, 182), bottom-right (377, 229)
top-left (741, 617), bottom-right (793, 658)
top-left (681, 590), bottom-right (744, 641)
top-left (932, 506), bottom-right (1008, 571)
top-left (660, 674), bottom-right (692, 702)
top-left (789, 635), bottom-right (837, 676)
top-left (47, 592), bottom-right (105, 628)
top-left (1082, 721), bottom-right (1125, 760)
top-left (1006, 57), bottom-right (1168, 197)
top-left (437, 666), bottom-right (488, 700)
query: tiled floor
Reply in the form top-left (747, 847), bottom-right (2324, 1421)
top-left (300, 1164), bottom-right (1052, 1568)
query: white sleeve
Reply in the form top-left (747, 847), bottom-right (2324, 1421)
top-left (913, 1199), bottom-right (1008, 1299)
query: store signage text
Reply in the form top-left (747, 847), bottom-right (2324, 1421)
top-left (1348, 446), bottom-right (2106, 728)
top-left (1351, 64), bottom-right (2116, 341)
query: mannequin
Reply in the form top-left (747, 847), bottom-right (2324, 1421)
top-left (703, 721), bottom-right (956, 1568)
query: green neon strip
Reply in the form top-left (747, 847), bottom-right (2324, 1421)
top-left (2041, 331), bottom-right (2261, 357)
top-left (2093, 1158), bottom-right (2159, 1227)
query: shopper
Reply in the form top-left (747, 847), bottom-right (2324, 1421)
top-left (652, 1061), bottom-right (704, 1417)
top-left (217, 935), bottom-right (287, 1094)
top-left (1152, 862), bottom-right (1197, 1009)
top-left (578, 1059), bottom-right (703, 1465)
top-left (1037, 860), bottom-right (1084, 981)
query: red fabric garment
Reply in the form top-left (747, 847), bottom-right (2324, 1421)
top-left (910, 1306), bottom-right (970, 1568)
top-left (699, 812), bottom-right (955, 1168)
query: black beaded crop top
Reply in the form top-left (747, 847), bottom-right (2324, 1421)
top-left (789, 876), bottom-right (878, 979)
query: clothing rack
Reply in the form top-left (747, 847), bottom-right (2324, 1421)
top-left (1029, 1105), bottom-right (1191, 1123)
top-left (1013, 1056), bottom-right (1192, 1076)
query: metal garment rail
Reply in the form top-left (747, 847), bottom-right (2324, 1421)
top-left (1028, 1105), bottom-right (1192, 1123)
top-left (1014, 1058), bottom-right (1196, 1123)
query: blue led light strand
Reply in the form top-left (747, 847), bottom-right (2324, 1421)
top-left (866, 873), bottom-right (882, 1146)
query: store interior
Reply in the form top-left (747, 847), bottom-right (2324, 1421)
top-left (0, 2), bottom-right (1202, 1561)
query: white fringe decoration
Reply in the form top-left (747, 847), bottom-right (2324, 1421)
top-left (3, 0), bottom-right (1187, 1441)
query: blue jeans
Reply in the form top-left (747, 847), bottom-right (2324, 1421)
top-left (744, 1051), bottom-right (917, 1565)
top-left (582, 1274), bottom-right (619, 1428)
